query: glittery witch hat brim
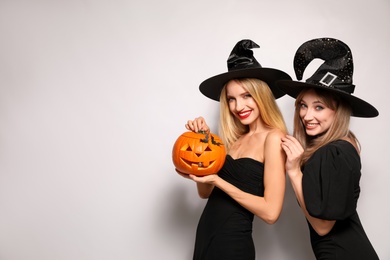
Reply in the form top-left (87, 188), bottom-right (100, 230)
top-left (276, 80), bottom-right (379, 118)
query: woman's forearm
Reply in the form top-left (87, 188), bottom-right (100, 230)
top-left (215, 176), bottom-right (284, 224)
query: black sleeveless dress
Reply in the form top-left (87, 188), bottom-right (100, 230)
top-left (302, 140), bottom-right (379, 260)
top-left (193, 155), bottom-right (264, 260)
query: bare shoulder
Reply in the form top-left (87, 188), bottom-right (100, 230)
top-left (265, 128), bottom-right (285, 143)
top-left (263, 129), bottom-right (285, 166)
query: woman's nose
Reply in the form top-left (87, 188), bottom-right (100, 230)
top-left (235, 99), bottom-right (244, 111)
top-left (303, 108), bottom-right (313, 120)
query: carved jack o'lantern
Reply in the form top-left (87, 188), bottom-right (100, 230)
top-left (172, 131), bottom-right (226, 176)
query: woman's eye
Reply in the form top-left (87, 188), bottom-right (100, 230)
top-left (299, 103), bottom-right (307, 108)
top-left (244, 94), bottom-right (252, 98)
top-left (315, 106), bottom-right (324, 110)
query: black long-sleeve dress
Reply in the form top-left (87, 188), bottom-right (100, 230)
top-left (193, 154), bottom-right (264, 260)
top-left (302, 140), bottom-right (379, 260)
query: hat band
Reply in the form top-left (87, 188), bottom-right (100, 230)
top-left (307, 71), bottom-right (355, 94)
top-left (308, 79), bottom-right (356, 94)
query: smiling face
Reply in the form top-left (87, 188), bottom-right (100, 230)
top-left (298, 89), bottom-right (336, 136)
top-left (226, 80), bottom-right (260, 125)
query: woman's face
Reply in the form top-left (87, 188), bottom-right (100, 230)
top-left (298, 89), bottom-right (336, 137)
top-left (226, 80), bottom-right (260, 125)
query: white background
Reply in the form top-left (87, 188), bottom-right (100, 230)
top-left (0, 0), bottom-right (389, 259)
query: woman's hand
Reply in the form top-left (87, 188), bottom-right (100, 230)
top-left (281, 135), bottom-right (304, 177)
top-left (185, 116), bottom-right (210, 133)
top-left (176, 169), bottom-right (218, 184)
top-left (176, 168), bottom-right (218, 183)
top-left (188, 174), bottom-right (218, 185)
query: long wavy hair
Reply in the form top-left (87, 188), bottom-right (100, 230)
top-left (293, 88), bottom-right (359, 164)
top-left (218, 78), bottom-right (287, 151)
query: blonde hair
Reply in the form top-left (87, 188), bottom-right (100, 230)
top-left (293, 88), bottom-right (359, 164)
top-left (218, 78), bottom-right (287, 150)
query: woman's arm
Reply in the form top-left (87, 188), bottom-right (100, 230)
top-left (196, 183), bottom-right (214, 199)
top-left (288, 170), bottom-right (336, 236)
top-left (281, 135), bottom-right (335, 236)
top-left (189, 130), bottom-right (286, 224)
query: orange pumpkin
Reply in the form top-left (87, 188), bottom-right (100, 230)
top-left (172, 131), bottom-right (226, 176)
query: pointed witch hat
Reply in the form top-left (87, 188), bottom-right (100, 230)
top-left (199, 39), bottom-right (291, 101)
top-left (276, 38), bottom-right (378, 117)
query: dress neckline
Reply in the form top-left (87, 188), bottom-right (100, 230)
top-left (227, 154), bottom-right (264, 165)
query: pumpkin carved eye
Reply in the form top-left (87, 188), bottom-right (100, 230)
top-left (172, 131), bottom-right (226, 176)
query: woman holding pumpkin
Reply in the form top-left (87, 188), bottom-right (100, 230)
top-left (176, 39), bottom-right (291, 260)
top-left (277, 38), bottom-right (379, 259)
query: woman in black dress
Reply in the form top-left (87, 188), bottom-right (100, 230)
top-left (177, 39), bottom-right (291, 259)
top-left (277, 38), bottom-right (379, 260)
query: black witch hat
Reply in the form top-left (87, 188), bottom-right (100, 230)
top-left (199, 39), bottom-right (292, 101)
top-left (276, 38), bottom-right (378, 117)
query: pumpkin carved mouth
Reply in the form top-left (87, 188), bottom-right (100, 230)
top-left (180, 158), bottom-right (214, 168)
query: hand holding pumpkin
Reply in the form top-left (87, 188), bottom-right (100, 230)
top-left (188, 173), bottom-right (219, 184)
top-left (185, 116), bottom-right (210, 134)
